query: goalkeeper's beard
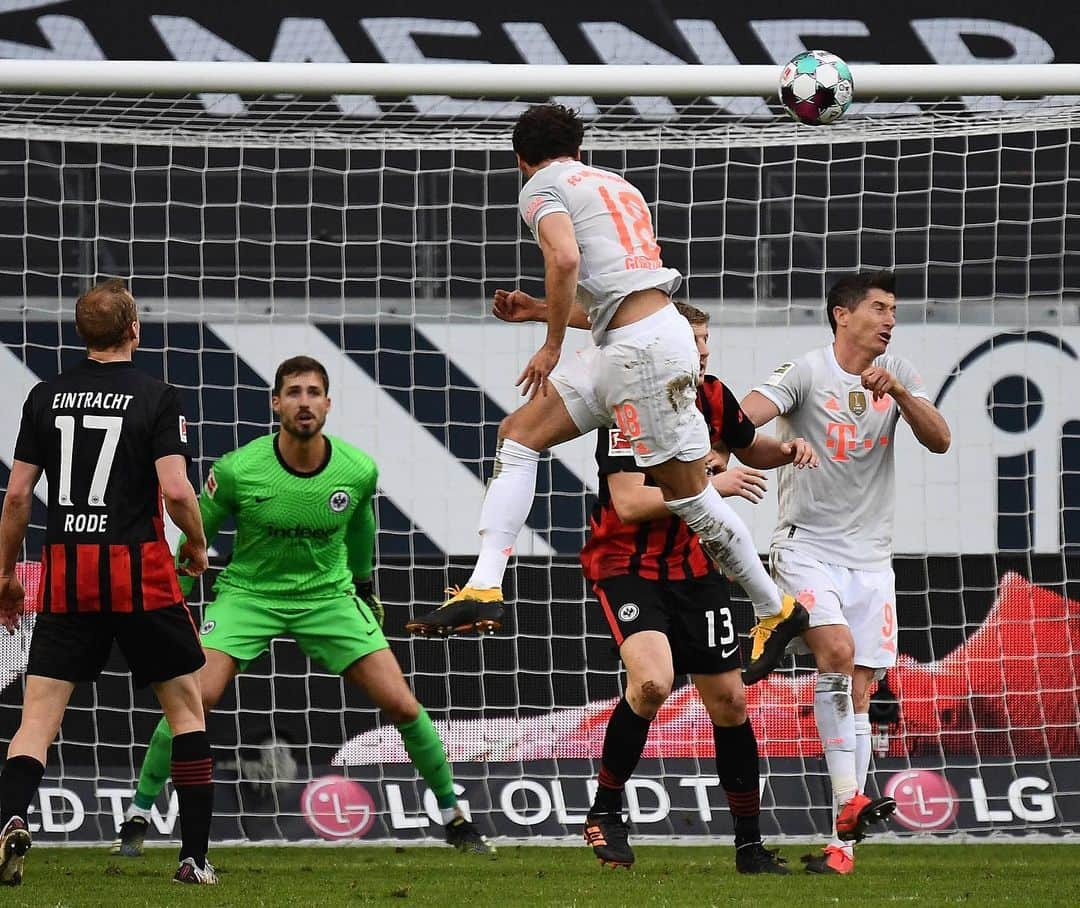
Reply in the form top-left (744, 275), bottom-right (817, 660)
top-left (281, 411), bottom-right (325, 440)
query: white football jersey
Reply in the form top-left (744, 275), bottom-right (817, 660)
top-left (518, 160), bottom-right (682, 342)
top-left (752, 344), bottom-right (930, 570)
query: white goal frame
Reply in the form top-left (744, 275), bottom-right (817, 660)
top-left (0, 61), bottom-right (1078, 847)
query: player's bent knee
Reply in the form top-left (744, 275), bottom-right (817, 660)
top-left (710, 704), bottom-right (748, 727)
top-left (632, 678), bottom-right (672, 715)
top-left (810, 635), bottom-right (855, 673)
top-left (702, 683), bottom-right (747, 726)
top-left (497, 411), bottom-right (518, 441)
top-left (648, 458), bottom-right (708, 502)
top-left (499, 411), bottom-right (548, 451)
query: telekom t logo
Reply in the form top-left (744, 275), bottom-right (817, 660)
top-left (826, 421), bottom-right (859, 461)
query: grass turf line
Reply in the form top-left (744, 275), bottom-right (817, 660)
top-left (10, 843), bottom-right (1080, 907)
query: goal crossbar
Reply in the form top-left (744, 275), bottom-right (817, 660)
top-left (0, 61), bottom-right (1078, 98)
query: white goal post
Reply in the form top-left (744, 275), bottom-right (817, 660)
top-left (0, 61), bottom-right (1078, 846)
top-left (0, 60), bottom-right (1079, 95)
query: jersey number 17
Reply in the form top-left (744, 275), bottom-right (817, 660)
top-left (54, 415), bottom-right (123, 507)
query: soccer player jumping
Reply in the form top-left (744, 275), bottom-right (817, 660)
top-left (407, 104), bottom-right (808, 675)
top-left (112, 356), bottom-right (493, 858)
top-left (0, 280), bottom-right (215, 885)
top-left (741, 270), bottom-right (951, 874)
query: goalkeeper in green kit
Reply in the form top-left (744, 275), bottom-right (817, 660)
top-left (111, 355), bottom-right (493, 856)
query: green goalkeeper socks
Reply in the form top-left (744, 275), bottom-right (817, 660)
top-left (138, 710), bottom-right (457, 814)
top-left (397, 708), bottom-right (457, 811)
top-left (133, 717), bottom-right (174, 811)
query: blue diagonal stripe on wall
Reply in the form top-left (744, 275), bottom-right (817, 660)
top-left (0, 321), bottom-right (438, 559)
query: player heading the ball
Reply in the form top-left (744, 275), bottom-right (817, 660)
top-left (408, 103), bottom-right (810, 683)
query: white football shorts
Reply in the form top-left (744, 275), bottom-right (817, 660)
top-left (770, 546), bottom-right (898, 674)
top-left (549, 303), bottom-right (710, 468)
top-left (549, 343), bottom-right (610, 434)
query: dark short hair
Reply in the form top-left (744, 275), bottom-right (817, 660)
top-left (512, 104), bottom-right (584, 166)
top-left (75, 279), bottom-right (137, 350)
top-left (273, 356), bottom-right (329, 396)
top-left (674, 301), bottom-right (709, 326)
top-left (826, 270), bottom-right (896, 334)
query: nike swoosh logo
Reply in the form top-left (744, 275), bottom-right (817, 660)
top-left (721, 646), bottom-right (740, 659)
top-left (255, 496), bottom-right (273, 503)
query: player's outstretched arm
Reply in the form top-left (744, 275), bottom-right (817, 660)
top-left (609, 465), bottom-right (767, 524)
top-left (492, 289), bottom-right (591, 330)
top-left (156, 454), bottom-right (207, 577)
top-left (714, 381), bottom-right (815, 469)
top-left (735, 434), bottom-right (819, 470)
top-left (0, 460), bottom-right (41, 632)
top-left (739, 390), bottom-right (782, 428)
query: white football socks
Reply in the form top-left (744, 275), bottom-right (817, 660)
top-left (854, 711), bottom-right (872, 793)
top-left (664, 485), bottom-right (782, 617)
top-left (466, 438), bottom-right (540, 589)
top-left (816, 673), bottom-right (858, 852)
top-left (815, 672), bottom-right (858, 806)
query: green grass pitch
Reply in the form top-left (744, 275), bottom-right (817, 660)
top-left (9, 843), bottom-right (1080, 907)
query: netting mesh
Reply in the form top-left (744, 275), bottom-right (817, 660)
top-left (0, 92), bottom-right (1074, 148)
top-left (0, 90), bottom-right (1078, 842)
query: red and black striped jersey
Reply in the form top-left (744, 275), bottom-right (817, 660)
top-left (13, 358), bottom-right (191, 613)
top-left (580, 376), bottom-right (755, 583)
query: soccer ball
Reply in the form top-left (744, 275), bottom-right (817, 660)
top-left (779, 50), bottom-right (854, 125)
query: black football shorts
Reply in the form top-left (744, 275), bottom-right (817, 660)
top-left (27, 603), bottom-right (205, 687)
top-left (592, 571), bottom-right (742, 675)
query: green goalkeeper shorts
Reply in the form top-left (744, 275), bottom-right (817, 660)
top-left (198, 588), bottom-right (388, 674)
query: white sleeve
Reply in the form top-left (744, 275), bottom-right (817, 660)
top-left (752, 358), bottom-right (811, 416)
top-left (519, 179), bottom-right (569, 236)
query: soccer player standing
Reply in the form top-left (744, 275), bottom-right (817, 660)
top-left (0, 280), bottom-right (215, 885)
top-left (112, 356), bottom-right (493, 857)
top-left (578, 302), bottom-right (813, 873)
top-left (741, 271), bottom-right (951, 874)
top-left (408, 104), bottom-right (808, 674)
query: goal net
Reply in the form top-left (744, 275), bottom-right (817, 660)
top-left (0, 66), bottom-right (1077, 843)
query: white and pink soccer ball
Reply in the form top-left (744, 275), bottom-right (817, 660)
top-left (779, 50), bottom-right (854, 125)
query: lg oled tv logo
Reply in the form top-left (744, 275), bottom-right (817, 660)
top-left (885, 770), bottom-right (960, 830)
top-left (885, 770), bottom-right (1056, 831)
top-left (301, 776), bottom-right (376, 840)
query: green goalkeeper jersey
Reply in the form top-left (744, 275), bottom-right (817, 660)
top-left (193, 433), bottom-right (378, 599)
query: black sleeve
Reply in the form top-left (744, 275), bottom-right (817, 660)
top-left (594, 426), bottom-right (643, 477)
top-left (150, 384), bottom-right (191, 461)
top-left (12, 388), bottom-right (42, 466)
top-left (719, 383), bottom-right (756, 451)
